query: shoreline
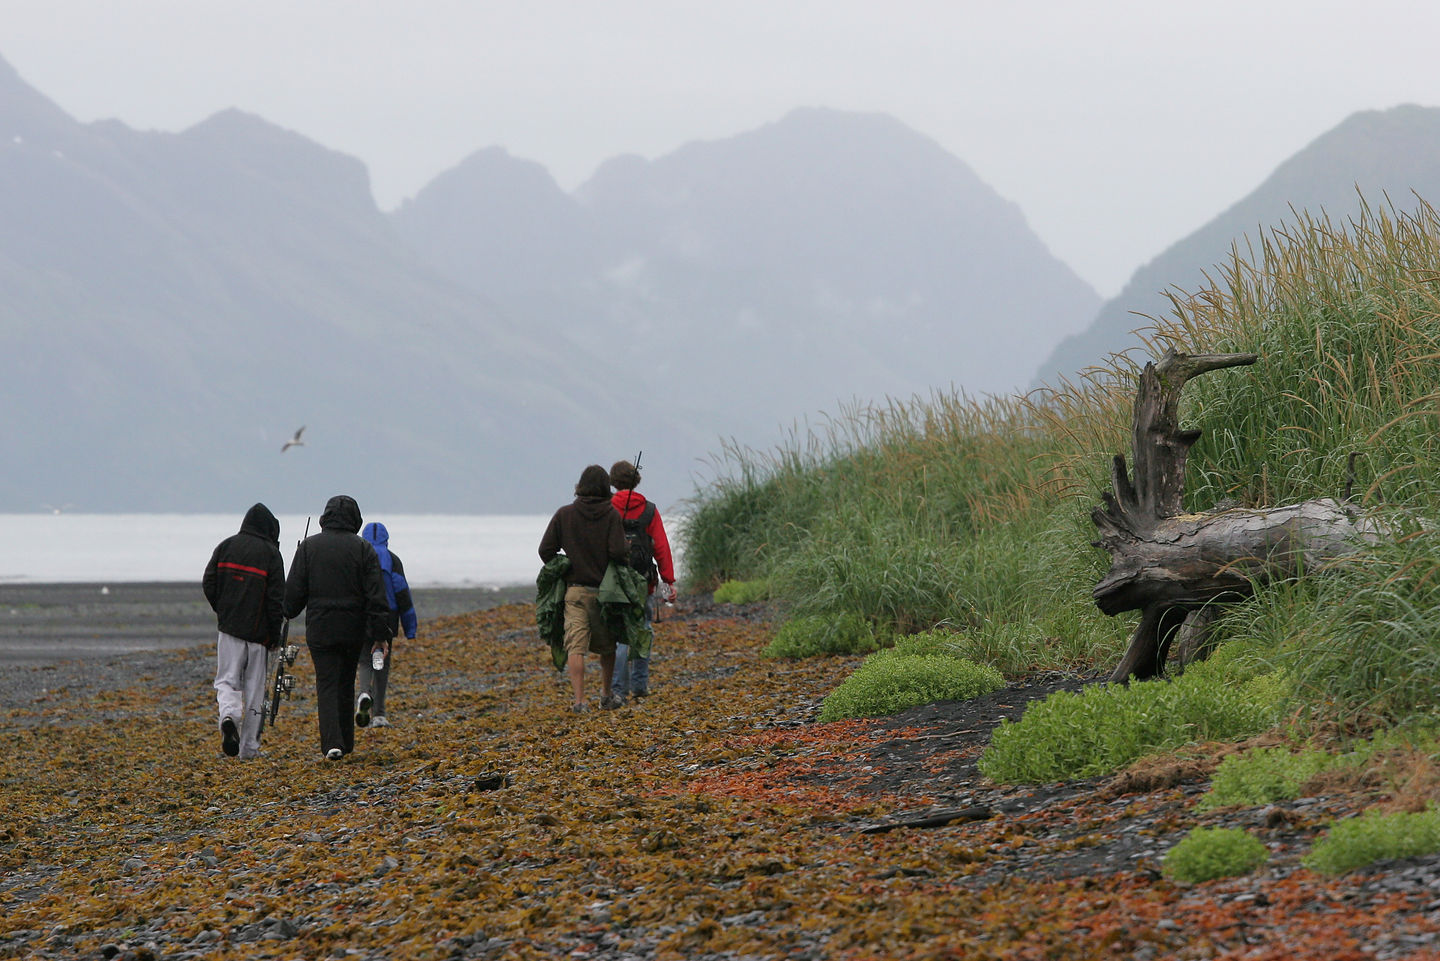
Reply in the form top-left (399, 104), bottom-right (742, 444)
top-left (0, 581), bottom-right (534, 666)
top-left (0, 581), bottom-right (536, 716)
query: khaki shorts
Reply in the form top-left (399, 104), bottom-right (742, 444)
top-left (563, 585), bottom-right (614, 658)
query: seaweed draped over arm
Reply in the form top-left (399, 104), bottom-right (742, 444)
top-left (536, 555), bottom-right (571, 671)
top-left (600, 563), bottom-right (650, 658)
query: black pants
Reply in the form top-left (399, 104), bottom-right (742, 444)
top-left (310, 641), bottom-right (361, 756)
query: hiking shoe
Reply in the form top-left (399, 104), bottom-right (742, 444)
top-left (355, 692), bottom-right (373, 728)
top-left (600, 694), bottom-right (625, 710)
top-left (220, 717), bottom-right (240, 757)
top-left (632, 688), bottom-right (651, 698)
top-left (370, 715), bottom-right (390, 728)
top-left (325, 748), bottom-right (343, 761)
top-left (570, 702), bottom-right (589, 714)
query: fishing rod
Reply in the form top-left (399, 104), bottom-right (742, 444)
top-left (259, 516), bottom-right (308, 731)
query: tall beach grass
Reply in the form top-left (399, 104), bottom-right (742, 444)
top-left (681, 196), bottom-right (1440, 718)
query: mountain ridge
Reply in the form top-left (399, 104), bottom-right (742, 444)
top-left (0, 53), bottom-right (1146, 512)
top-left (396, 105), bottom-right (1102, 471)
top-left (1034, 103), bottom-right (1440, 385)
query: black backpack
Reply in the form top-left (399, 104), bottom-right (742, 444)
top-left (622, 501), bottom-right (657, 579)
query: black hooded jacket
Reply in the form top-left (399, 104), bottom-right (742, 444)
top-left (203, 503), bottom-right (286, 646)
top-left (284, 495), bottom-right (389, 650)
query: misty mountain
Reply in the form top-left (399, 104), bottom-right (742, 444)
top-left (0, 55), bottom-right (620, 514)
top-left (3, 50), bottom-right (1100, 514)
top-left (1034, 105), bottom-right (1440, 385)
top-left (395, 108), bottom-right (1101, 460)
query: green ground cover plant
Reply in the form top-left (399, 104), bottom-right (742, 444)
top-left (1303, 804), bottom-right (1440, 874)
top-left (762, 612), bottom-right (878, 658)
top-left (817, 649), bottom-right (1003, 722)
top-left (1163, 827), bottom-right (1270, 883)
top-left (890, 628), bottom-right (967, 657)
top-left (1198, 745), bottom-right (1345, 810)
top-left (977, 660), bottom-right (1288, 783)
top-left (712, 579), bottom-right (771, 604)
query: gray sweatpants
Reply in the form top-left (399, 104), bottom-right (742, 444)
top-left (214, 632), bottom-right (267, 759)
top-left (357, 639), bottom-right (391, 717)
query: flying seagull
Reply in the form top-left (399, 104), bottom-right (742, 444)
top-left (281, 426), bottom-right (306, 453)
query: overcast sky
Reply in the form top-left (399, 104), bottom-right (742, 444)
top-left (5, 0), bottom-right (1439, 296)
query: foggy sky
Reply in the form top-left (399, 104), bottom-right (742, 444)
top-left (5, 0), bottom-right (1438, 297)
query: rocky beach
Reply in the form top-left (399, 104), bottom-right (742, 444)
top-left (3, 595), bottom-right (1440, 959)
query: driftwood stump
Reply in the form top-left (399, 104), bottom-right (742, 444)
top-left (1092, 349), bottom-right (1386, 682)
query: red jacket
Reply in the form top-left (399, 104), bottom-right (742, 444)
top-left (611, 490), bottom-right (676, 585)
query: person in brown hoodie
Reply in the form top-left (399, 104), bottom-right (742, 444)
top-left (538, 464), bottom-right (629, 712)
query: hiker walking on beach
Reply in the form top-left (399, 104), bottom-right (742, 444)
top-left (203, 503), bottom-right (286, 760)
top-left (538, 464), bottom-right (629, 712)
top-left (356, 521), bottom-right (418, 730)
top-left (609, 460), bottom-right (677, 703)
top-left (284, 495), bottom-right (389, 760)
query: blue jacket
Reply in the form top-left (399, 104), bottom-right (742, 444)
top-left (362, 522), bottom-right (418, 640)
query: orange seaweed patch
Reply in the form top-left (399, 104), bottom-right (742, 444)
top-left (685, 739), bottom-right (931, 813)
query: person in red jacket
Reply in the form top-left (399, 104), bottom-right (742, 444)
top-left (609, 459), bottom-right (677, 702)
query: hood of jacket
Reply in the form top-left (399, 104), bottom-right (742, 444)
top-left (319, 494), bottom-right (363, 533)
top-left (572, 495), bottom-right (617, 522)
top-left (611, 490), bottom-right (649, 518)
top-left (363, 521), bottom-right (393, 573)
top-left (239, 502), bottom-right (280, 544)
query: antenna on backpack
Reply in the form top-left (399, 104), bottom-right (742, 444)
top-left (625, 451), bottom-right (642, 512)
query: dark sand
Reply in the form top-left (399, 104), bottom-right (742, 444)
top-left (0, 581), bottom-right (534, 715)
top-left (0, 581), bottom-right (531, 666)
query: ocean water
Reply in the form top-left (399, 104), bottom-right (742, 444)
top-left (0, 514), bottom-right (557, 587)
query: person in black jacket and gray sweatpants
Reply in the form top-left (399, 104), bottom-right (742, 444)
top-left (284, 495), bottom-right (389, 761)
top-left (203, 503), bottom-right (286, 759)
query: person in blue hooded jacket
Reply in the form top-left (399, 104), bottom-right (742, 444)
top-left (356, 521), bottom-right (418, 729)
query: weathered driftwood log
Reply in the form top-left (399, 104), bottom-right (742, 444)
top-left (1093, 349), bottom-right (1387, 683)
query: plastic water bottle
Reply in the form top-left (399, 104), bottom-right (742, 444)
top-left (372, 647), bottom-right (386, 671)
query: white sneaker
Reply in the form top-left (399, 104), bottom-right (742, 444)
top-left (370, 715), bottom-right (390, 728)
top-left (325, 748), bottom-right (343, 761)
top-left (355, 692), bottom-right (373, 728)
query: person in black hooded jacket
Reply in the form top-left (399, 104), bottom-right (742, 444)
top-left (203, 503), bottom-right (286, 759)
top-left (284, 494), bottom-right (389, 760)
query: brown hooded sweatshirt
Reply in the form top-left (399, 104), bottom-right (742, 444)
top-left (538, 495), bottom-right (628, 588)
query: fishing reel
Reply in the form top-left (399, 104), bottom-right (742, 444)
top-left (273, 644), bottom-right (300, 699)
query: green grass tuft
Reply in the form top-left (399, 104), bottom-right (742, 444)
top-left (1198, 746), bottom-right (1344, 810)
top-left (818, 652), bottom-right (1003, 722)
top-left (762, 613), bottom-right (879, 659)
top-left (1162, 827), bottom-right (1269, 882)
top-left (1303, 804), bottom-right (1440, 874)
top-left (712, 579), bottom-right (771, 604)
